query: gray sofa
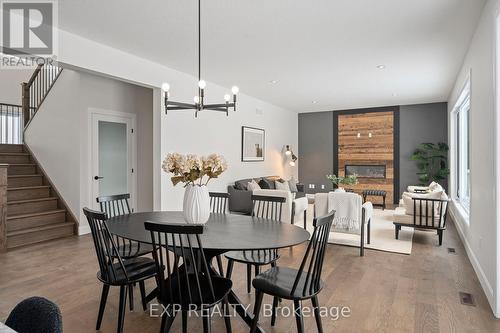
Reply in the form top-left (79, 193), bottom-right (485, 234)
top-left (227, 176), bottom-right (305, 215)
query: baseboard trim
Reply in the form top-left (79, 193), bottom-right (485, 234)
top-left (449, 207), bottom-right (497, 317)
top-left (78, 225), bottom-right (90, 236)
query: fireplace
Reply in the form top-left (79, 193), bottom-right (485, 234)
top-left (345, 165), bottom-right (386, 179)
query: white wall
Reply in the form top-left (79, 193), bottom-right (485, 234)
top-left (25, 69), bottom-right (153, 233)
top-left (447, 0), bottom-right (500, 317)
top-left (0, 69), bottom-right (33, 105)
top-left (54, 29), bottom-right (298, 211)
top-left (161, 96), bottom-right (297, 210)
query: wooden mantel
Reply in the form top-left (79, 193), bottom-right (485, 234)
top-left (0, 164), bottom-right (7, 252)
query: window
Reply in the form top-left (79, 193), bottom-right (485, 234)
top-left (453, 80), bottom-right (471, 214)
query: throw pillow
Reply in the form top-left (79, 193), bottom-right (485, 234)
top-left (275, 180), bottom-right (290, 191)
top-left (234, 180), bottom-right (248, 190)
top-left (259, 178), bottom-right (273, 189)
top-left (428, 181), bottom-right (444, 192)
top-left (288, 178), bottom-right (299, 192)
top-left (403, 191), bottom-right (446, 216)
top-left (247, 180), bottom-right (261, 192)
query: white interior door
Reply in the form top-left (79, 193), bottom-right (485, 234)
top-left (91, 111), bottom-right (136, 211)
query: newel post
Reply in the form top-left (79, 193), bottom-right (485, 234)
top-left (0, 164), bottom-right (7, 252)
top-left (21, 82), bottom-right (30, 127)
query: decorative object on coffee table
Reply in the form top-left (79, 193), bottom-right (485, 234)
top-left (242, 126), bottom-right (265, 161)
top-left (326, 174), bottom-right (358, 192)
top-left (362, 189), bottom-right (387, 210)
top-left (162, 153), bottom-right (227, 224)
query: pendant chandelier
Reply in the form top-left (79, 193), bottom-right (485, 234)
top-left (161, 0), bottom-right (239, 117)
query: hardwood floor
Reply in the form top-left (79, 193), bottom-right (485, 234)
top-left (0, 219), bottom-right (499, 332)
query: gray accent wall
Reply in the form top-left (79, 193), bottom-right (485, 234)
top-left (399, 102), bottom-right (448, 196)
top-left (298, 111), bottom-right (334, 193)
top-left (298, 102), bottom-right (448, 197)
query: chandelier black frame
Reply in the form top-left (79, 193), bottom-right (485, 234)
top-left (162, 0), bottom-right (238, 117)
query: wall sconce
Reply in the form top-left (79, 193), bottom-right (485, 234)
top-left (285, 145), bottom-right (298, 167)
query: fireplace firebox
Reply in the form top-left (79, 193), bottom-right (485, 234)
top-left (345, 165), bottom-right (386, 179)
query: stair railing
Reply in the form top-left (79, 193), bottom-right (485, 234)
top-left (0, 103), bottom-right (24, 144)
top-left (21, 63), bottom-right (62, 128)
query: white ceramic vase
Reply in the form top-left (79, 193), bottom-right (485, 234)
top-left (183, 184), bottom-right (210, 224)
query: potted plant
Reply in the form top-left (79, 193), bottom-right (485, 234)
top-left (162, 153), bottom-right (227, 224)
top-left (326, 174), bottom-right (358, 192)
top-left (410, 142), bottom-right (449, 185)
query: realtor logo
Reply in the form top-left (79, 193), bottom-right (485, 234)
top-left (1, 0), bottom-right (56, 55)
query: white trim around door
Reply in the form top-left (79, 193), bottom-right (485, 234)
top-left (88, 108), bottom-right (137, 212)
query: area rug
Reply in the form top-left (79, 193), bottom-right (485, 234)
top-left (305, 205), bottom-right (414, 255)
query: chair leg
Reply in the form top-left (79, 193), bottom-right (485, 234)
top-left (360, 218), bottom-right (365, 257)
top-left (96, 284), bottom-right (110, 330)
top-left (128, 284), bottom-right (134, 311)
top-left (222, 296), bottom-right (232, 333)
top-left (160, 309), bottom-right (176, 333)
top-left (293, 300), bottom-right (305, 333)
top-left (117, 285), bottom-right (127, 333)
top-left (247, 264), bottom-right (252, 293)
top-left (255, 265), bottom-right (260, 277)
top-left (216, 255), bottom-right (224, 276)
top-left (367, 218), bottom-right (371, 244)
top-left (438, 229), bottom-right (443, 246)
top-left (250, 291), bottom-right (264, 333)
top-left (139, 281), bottom-right (147, 311)
top-left (395, 225), bottom-right (400, 239)
top-left (226, 259), bottom-right (234, 279)
top-left (303, 210), bottom-right (307, 230)
top-left (202, 310), bottom-right (211, 333)
top-left (311, 296), bottom-right (323, 333)
top-left (271, 296), bottom-right (279, 326)
top-left (182, 310), bottom-right (188, 333)
top-left (293, 300), bottom-right (304, 333)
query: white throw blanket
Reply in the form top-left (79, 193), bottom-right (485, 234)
top-left (327, 192), bottom-right (362, 232)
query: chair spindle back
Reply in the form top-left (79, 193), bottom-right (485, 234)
top-left (251, 194), bottom-right (286, 221)
top-left (291, 211), bottom-right (335, 297)
top-left (144, 222), bottom-right (216, 307)
top-left (83, 207), bottom-right (128, 283)
top-left (209, 192), bottom-right (229, 214)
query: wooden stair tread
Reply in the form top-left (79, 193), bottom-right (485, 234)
top-left (0, 153), bottom-right (30, 156)
top-left (7, 185), bottom-right (50, 191)
top-left (7, 222), bottom-right (74, 237)
top-left (7, 209), bottom-right (66, 220)
top-left (7, 163), bottom-right (37, 166)
top-left (8, 174), bottom-right (42, 178)
top-left (8, 196), bottom-right (58, 204)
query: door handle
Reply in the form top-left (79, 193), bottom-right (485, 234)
top-left (94, 176), bottom-right (104, 180)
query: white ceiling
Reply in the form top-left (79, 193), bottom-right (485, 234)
top-left (59, 0), bottom-right (486, 112)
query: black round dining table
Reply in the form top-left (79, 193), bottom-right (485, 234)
top-left (106, 211), bottom-right (310, 333)
top-left (106, 211), bottom-right (310, 251)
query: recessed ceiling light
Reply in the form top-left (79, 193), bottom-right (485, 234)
top-left (392, 93), bottom-right (397, 97)
top-left (312, 100), bottom-right (318, 104)
top-left (269, 80), bottom-right (278, 84)
top-left (377, 65), bottom-right (386, 69)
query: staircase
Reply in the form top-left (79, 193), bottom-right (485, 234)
top-left (0, 63), bottom-right (75, 250)
top-left (1, 149), bottom-right (75, 249)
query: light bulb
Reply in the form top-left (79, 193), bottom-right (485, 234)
top-left (231, 86), bottom-right (239, 95)
top-left (289, 161), bottom-right (296, 167)
top-left (193, 96), bottom-right (200, 104)
top-left (357, 133), bottom-right (361, 138)
top-left (161, 82), bottom-right (170, 92)
top-left (198, 80), bottom-right (207, 89)
top-left (224, 94), bottom-right (231, 102)
top-left (285, 150), bottom-right (292, 156)
top-left (368, 132), bottom-right (372, 138)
